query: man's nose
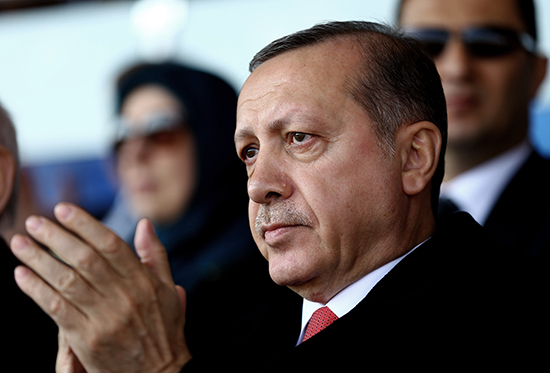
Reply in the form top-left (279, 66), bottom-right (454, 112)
top-left (247, 152), bottom-right (292, 204)
top-left (436, 38), bottom-right (474, 82)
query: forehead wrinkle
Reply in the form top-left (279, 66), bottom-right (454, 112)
top-left (235, 87), bottom-right (277, 143)
top-left (238, 88), bottom-right (277, 108)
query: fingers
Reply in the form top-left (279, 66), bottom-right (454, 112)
top-left (11, 235), bottom-right (98, 313)
top-left (12, 264), bottom-right (88, 335)
top-left (52, 203), bottom-right (142, 278)
top-left (175, 285), bottom-right (187, 312)
top-left (134, 218), bottom-right (174, 286)
top-left (11, 203), bottom-right (191, 372)
top-left (24, 214), bottom-right (118, 289)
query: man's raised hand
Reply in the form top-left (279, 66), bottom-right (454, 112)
top-left (10, 203), bottom-right (191, 372)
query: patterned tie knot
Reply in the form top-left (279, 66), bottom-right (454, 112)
top-left (302, 306), bottom-right (338, 342)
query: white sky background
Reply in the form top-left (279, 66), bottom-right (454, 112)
top-left (0, 0), bottom-right (549, 165)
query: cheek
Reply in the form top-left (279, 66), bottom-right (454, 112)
top-left (116, 152), bottom-right (138, 183)
top-left (307, 153), bottom-right (387, 211)
top-left (117, 163), bottom-right (132, 187)
top-left (480, 60), bottom-right (532, 105)
top-left (248, 202), bottom-right (266, 255)
top-left (164, 157), bottom-right (197, 202)
top-left (308, 162), bottom-right (399, 248)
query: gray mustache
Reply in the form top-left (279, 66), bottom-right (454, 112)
top-left (254, 202), bottom-right (312, 237)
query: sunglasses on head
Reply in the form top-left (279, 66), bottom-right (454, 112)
top-left (403, 26), bottom-right (536, 58)
top-left (114, 111), bottom-right (186, 149)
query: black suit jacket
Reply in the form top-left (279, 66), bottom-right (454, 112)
top-left (183, 213), bottom-right (547, 371)
top-left (484, 150), bottom-right (550, 257)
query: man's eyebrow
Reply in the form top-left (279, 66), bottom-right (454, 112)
top-left (234, 118), bottom-right (292, 143)
top-left (234, 127), bottom-right (255, 144)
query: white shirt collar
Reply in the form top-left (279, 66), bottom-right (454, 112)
top-left (441, 142), bottom-right (531, 225)
top-left (297, 239), bottom-right (427, 345)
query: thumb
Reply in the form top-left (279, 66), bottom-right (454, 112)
top-left (56, 329), bottom-right (85, 373)
top-left (134, 218), bottom-right (174, 286)
top-left (175, 285), bottom-right (187, 313)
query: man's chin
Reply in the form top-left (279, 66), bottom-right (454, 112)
top-left (268, 261), bottom-right (313, 288)
top-left (268, 265), bottom-right (323, 300)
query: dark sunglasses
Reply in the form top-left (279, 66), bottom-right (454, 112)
top-left (403, 26), bottom-right (536, 58)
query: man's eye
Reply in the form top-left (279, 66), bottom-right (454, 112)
top-left (242, 147), bottom-right (258, 160)
top-left (292, 132), bottom-right (311, 144)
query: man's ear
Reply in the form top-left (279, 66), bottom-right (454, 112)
top-left (0, 145), bottom-right (16, 215)
top-left (397, 121), bottom-right (442, 196)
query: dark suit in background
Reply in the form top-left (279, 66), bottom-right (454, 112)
top-left (484, 150), bottom-right (550, 257)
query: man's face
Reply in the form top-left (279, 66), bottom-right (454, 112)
top-left (235, 40), bottom-right (406, 304)
top-left (400, 0), bottom-right (543, 152)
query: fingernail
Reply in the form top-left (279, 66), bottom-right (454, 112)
top-left (14, 266), bottom-right (30, 280)
top-left (11, 235), bottom-right (30, 252)
top-left (55, 204), bottom-right (73, 220)
top-left (25, 216), bottom-right (43, 232)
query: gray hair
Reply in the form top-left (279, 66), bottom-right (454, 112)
top-left (0, 103), bottom-right (20, 229)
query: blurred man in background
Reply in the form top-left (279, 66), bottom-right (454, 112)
top-left (398, 0), bottom-right (549, 257)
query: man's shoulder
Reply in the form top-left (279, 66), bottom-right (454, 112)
top-left (485, 149), bottom-right (550, 255)
top-left (271, 213), bottom-right (547, 370)
top-left (365, 211), bottom-right (545, 313)
top-left (363, 212), bottom-right (499, 299)
top-left (415, 211), bottom-right (542, 284)
top-left (496, 149), bottom-right (550, 200)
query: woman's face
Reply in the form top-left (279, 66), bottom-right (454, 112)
top-left (117, 84), bottom-right (197, 224)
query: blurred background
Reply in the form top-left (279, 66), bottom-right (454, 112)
top-left (0, 0), bottom-right (549, 231)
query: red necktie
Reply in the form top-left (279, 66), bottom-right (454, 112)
top-left (302, 306), bottom-right (338, 342)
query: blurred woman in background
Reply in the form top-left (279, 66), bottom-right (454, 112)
top-left (102, 61), bottom-right (275, 354)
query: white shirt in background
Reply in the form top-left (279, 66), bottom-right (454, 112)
top-left (440, 142), bottom-right (531, 225)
